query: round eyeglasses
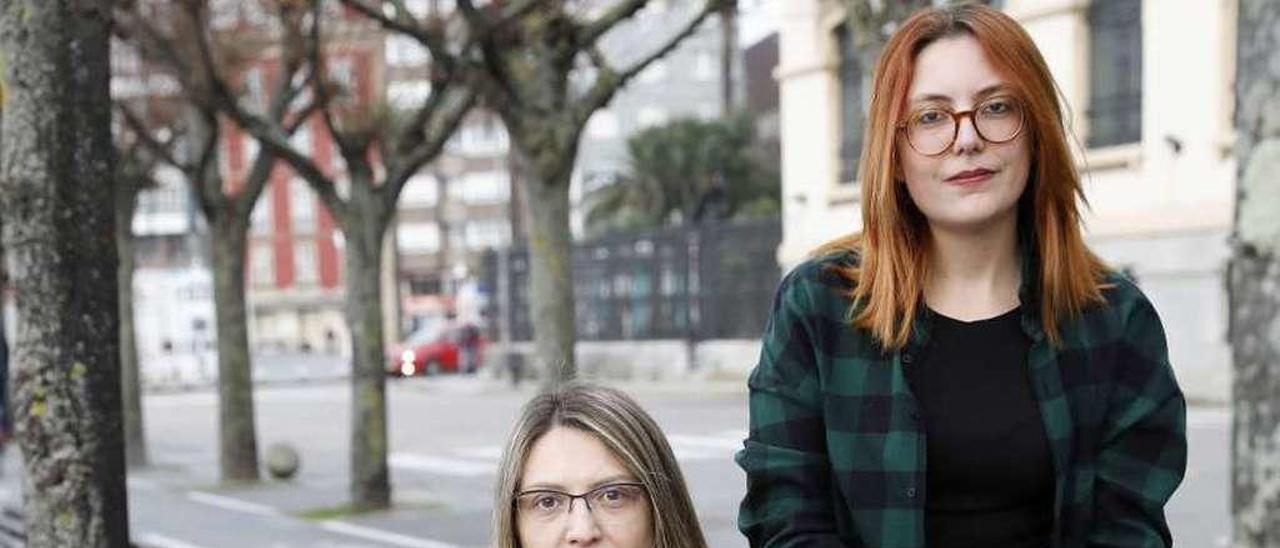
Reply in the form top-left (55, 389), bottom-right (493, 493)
top-left (897, 95), bottom-right (1026, 156)
top-left (514, 482), bottom-right (648, 525)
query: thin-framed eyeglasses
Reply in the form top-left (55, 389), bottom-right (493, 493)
top-left (896, 95), bottom-right (1026, 156)
top-left (514, 482), bottom-right (648, 524)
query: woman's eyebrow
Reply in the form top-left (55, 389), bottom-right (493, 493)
top-left (519, 474), bottom-right (636, 492)
top-left (910, 84), bottom-right (1010, 104)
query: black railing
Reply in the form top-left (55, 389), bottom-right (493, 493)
top-left (484, 219), bottom-right (782, 342)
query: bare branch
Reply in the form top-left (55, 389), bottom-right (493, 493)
top-left (383, 87), bottom-right (478, 208)
top-left (575, 0), bottom-right (723, 126)
top-left (115, 102), bottom-right (189, 173)
top-left (337, 0), bottom-right (453, 65)
top-left (185, 2), bottom-right (346, 224)
top-left (576, 0), bottom-right (646, 47)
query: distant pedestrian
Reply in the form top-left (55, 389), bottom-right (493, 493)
top-left (738, 5), bottom-right (1185, 548)
top-left (493, 382), bottom-right (708, 548)
top-left (458, 323), bottom-right (481, 374)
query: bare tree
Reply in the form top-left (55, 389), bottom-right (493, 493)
top-left (163, 1), bottom-right (479, 509)
top-left (113, 113), bottom-right (163, 469)
top-left (114, 0), bottom-right (319, 482)
top-left (1230, 0), bottom-right (1280, 545)
top-left (348, 0), bottom-right (726, 386)
top-left (0, 0), bottom-right (131, 544)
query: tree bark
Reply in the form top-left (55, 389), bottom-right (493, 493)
top-left (115, 178), bottom-right (147, 469)
top-left (1230, 0), bottom-right (1280, 545)
top-left (342, 185), bottom-right (391, 510)
top-left (0, 1), bottom-right (131, 545)
top-left (519, 150), bottom-right (577, 388)
top-left (210, 215), bottom-right (260, 482)
top-left (720, 0), bottom-right (738, 117)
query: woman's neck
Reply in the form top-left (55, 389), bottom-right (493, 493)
top-left (923, 215), bottom-right (1022, 322)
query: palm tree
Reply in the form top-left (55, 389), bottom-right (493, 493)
top-left (584, 114), bottom-right (779, 237)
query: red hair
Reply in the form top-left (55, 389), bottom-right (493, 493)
top-left (817, 3), bottom-right (1109, 348)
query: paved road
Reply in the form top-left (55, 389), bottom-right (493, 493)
top-left (1, 376), bottom-right (1231, 547)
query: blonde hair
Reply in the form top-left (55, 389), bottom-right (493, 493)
top-left (492, 382), bottom-right (708, 548)
top-left (818, 3), bottom-right (1109, 348)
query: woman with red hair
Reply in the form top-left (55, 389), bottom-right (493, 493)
top-left (737, 4), bottom-right (1185, 547)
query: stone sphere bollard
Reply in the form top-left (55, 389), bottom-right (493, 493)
top-left (266, 442), bottom-right (300, 480)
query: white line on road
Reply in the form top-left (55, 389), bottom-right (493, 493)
top-left (390, 453), bottom-right (494, 477)
top-left (667, 434), bottom-right (746, 451)
top-left (321, 520), bottom-right (460, 548)
top-left (185, 491), bottom-right (283, 518)
top-left (133, 532), bottom-right (211, 548)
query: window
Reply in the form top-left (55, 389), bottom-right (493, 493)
top-left (244, 136), bottom-right (261, 168)
top-left (294, 241), bottom-right (318, 285)
top-left (398, 222), bottom-right (441, 253)
top-left (289, 178), bottom-right (316, 234)
top-left (251, 244), bottom-right (275, 286)
top-left (290, 123), bottom-right (312, 154)
top-left (388, 80), bottom-right (432, 109)
top-left (464, 219), bottom-right (511, 249)
top-left (386, 35), bottom-right (429, 67)
top-left (250, 195), bottom-right (272, 236)
top-left (454, 171), bottom-right (510, 205)
top-left (243, 67), bottom-right (267, 112)
top-left (835, 23), bottom-right (864, 184)
top-left (1087, 0), bottom-right (1142, 148)
top-left (401, 173), bottom-right (440, 206)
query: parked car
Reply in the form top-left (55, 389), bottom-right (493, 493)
top-left (386, 323), bottom-right (486, 377)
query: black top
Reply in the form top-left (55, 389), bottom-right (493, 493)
top-left (906, 305), bottom-right (1054, 548)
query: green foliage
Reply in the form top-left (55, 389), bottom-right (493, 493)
top-left (584, 113), bottom-right (779, 237)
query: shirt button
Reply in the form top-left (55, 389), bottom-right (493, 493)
top-left (906, 487), bottom-right (917, 498)
top-left (902, 353), bottom-right (913, 365)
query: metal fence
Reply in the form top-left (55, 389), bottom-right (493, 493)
top-left (483, 219), bottom-right (782, 343)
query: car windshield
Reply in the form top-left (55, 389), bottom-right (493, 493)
top-left (404, 324), bottom-right (447, 345)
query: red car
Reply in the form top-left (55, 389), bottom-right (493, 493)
top-left (387, 323), bottom-right (486, 377)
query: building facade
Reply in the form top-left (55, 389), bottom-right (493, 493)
top-left (776, 0), bottom-right (1236, 401)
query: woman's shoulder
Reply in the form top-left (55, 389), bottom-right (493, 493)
top-left (1097, 269), bottom-right (1159, 320)
top-left (769, 243), bottom-right (862, 326)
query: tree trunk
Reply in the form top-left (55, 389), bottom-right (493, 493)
top-left (521, 159), bottom-right (577, 388)
top-left (720, 0), bottom-right (738, 117)
top-left (211, 216), bottom-right (260, 482)
top-left (343, 208), bottom-right (391, 510)
top-left (115, 182), bottom-right (147, 469)
top-left (0, 2), bottom-right (131, 545)
top-left (1229, 0), bottom-right (1280, 545)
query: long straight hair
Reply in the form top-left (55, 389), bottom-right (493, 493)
top-left (492, 382), bottom-right (708, 548)
top-left (819, 3), bottom-right (1109, 348)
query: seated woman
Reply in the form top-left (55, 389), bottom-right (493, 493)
top-left (492, 381), bottom-right (709, 548)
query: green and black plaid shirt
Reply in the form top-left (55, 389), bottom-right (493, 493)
top-left (737, 249), bottom-right (1186, 548)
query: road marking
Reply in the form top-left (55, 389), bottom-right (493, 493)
top-left (667, 434), bottom-right (745, 451)
top-left (185, 491), bottom-right (282, 518)
top-left (672, 447), bottom-right (719, 461)
top-left (390, 453), bottom-right (494, 477)
top-left (321, 520), bottom-right (460, 548)
top-left (134, 532), bottom-right (211, 548)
